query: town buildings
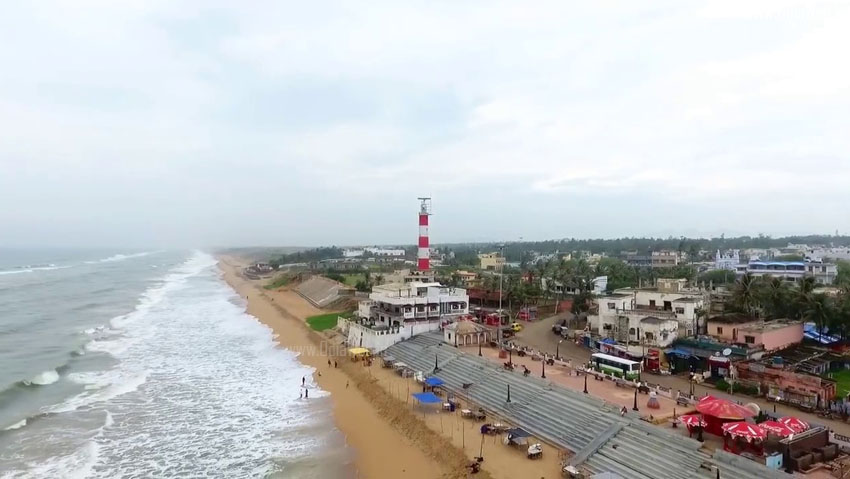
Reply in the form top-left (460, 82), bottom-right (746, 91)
top-left (478, 252), bottom-right (505, 270)
top-left (714, 249), bottom-right (740, 270)
top-left (443, 319), bottom-right (492, 347)
top-left (589, 278), bottom-right (708, 342)
top-left (706, 316), bottom-right (803, 352)
top-left (734, 346), bottom-right (841, 407)
top-left (735, 259), bottom-right (837, 284)
top-left (625, 250), bottom-right (683, 268)
top-left (358, 281), bottom-right (469, 327)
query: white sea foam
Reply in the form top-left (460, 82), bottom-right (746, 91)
top-left (85, 252), bottom-right (153, 264)
top-left (0, 265), bottom-right (70, 275)
top-left (23, 369), bottom-right (60, 386)
top-left (3, 419), bottom-right (27, 430)
top-left (11, 251), bottom-right (339, 478)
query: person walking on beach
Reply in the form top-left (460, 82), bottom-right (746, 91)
top-left (334, 360), bottom-right (338, 368)
top-left (327, 359), bottom-right (331, 367)
top-left (346, 381), bottom-right (349, 389)
top-left (305, 388), bottom-right (309, 399)
top-left (302, 376), bottom-right (305, 386)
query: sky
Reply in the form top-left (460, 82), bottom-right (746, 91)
top-left (2, 1), bottom-right (849, 248)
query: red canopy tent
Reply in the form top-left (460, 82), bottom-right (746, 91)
top-left (778, 416), bottom-right (809, 433)
top-left (680, 414), bottom-right (707, 439)
top-left (722, 421), bottom-right (766, 454)
top-left (695, 397), bottom-right (756, 436)
top-left (759, 420), bottom-right (796, 437)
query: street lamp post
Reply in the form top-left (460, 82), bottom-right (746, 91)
top-left (583, 373), bottom-right (588, 394)
top-left (556, 339), bottom-right (563, 360)
top-left (542, 358), bottom-right (546, 379)
top-left (478, 337), bottom-right (482, 356)
top-left (633, 388), bottom-right (639, 411)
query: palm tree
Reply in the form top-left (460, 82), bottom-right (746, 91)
top-left (759, 277), bottom-right (790, 319)
top-left (730, 273), bottom-right (759, 316)
top-left (805, 294), bottom-right (833, 339)
top-left (792, 277), bottom-right (817, 320)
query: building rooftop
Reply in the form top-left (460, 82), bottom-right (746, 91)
top-left (707, 314), bottom-right (760, 324)
top-left (640, 316), bottom-right (675, 325)
top-left (739, 319), bottom-right (801, 333)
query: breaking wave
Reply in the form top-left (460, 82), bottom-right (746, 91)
top-left (22, 369), bottom-right (60, 386)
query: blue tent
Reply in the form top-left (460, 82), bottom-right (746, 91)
top-left (424, 377), bottom-right (444, 387)
top-left (412, 392), bottom-right (441, 404)
top-left (600, 338), bottom-right (616, 345)
top-left (664, 348), bottom-right (694, 358)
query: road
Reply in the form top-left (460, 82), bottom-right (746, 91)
top-left (515, 313), bottom-right (850, 437)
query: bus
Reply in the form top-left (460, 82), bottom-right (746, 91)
top-left (590, 353), bottom-right (641, 380)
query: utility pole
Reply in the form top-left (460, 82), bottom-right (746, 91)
top-left (498, 244), bottom-right (505, 353)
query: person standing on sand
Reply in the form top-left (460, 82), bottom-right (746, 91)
top-left (305, 388), bottom-right (309, 399)
top-left (302, 376), bottom-right (305, 386)
top-left (334, 360), bottom-right (338, 368)
top-left (346, 381), bottom-right (349, 389)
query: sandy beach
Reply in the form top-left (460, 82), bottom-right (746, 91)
top-left (218, 256), bottom-right (567, 478)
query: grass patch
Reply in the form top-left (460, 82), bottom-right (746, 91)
top-left (264, 274), bottom-right (292, 290)
top-left (341, 273), bottom-right (365, 286)
top-left (306, 311), bottom-right (354, 331)
top-left (828, 369), bottom-right (850, 397)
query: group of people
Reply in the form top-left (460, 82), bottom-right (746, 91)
top-left (300, 358), bottom-right (350, 399)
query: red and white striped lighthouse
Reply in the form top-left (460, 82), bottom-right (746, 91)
top-left (417, 197), bottom-right (431, 271)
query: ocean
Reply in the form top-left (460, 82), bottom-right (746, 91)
top-left (0, 250), bottom-right (352, 478)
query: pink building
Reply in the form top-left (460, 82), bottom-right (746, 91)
top-left (706, 316), bottom-right (803, 352)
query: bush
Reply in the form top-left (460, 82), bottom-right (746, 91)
top-left (714, 379), bottom-right (759, 396)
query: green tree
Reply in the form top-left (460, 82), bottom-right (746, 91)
top-left (758, 277), bottom-right (791, 319)
top-left (729, 273), bottom-right (760, 316)
top-left (698, 269), bottom-right (736, 286)
top-left (805, 293), bottom-right (834, 339)
top-left (835, 260), bottom-right (850, 287)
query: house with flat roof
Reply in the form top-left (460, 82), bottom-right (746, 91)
top-left (589, 278), bottom-right (708, 341)
top-left (735, 260), bottom-right (837, 284)
top-left (707, 315), bottom-right (804, 352)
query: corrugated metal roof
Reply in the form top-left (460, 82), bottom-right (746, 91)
top-left (385, 333), bottom-right (790, 479)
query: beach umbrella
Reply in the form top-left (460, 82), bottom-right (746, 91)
top-left (696, 398), bottom-right (757, 419)
top-left (759, 420), bottom-right (796, 437)
top-left (721, 421), bottom-right (766, 443)
top-left (680, 414), bottom-right (707, 428)
top-left (778, 416), bottom-right (809, 433)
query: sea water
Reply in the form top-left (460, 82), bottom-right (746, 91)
top-left (0, 250), bottom-right (352, 478)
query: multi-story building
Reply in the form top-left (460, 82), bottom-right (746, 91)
top-left (735, 260), bottom-right (837, 284)
top-left (358, 282), bottom-right (469, 327)
top-left (589, 278), bottom-right (708, 341)
top-left (625, 250), bottom-right (682, 268)
top-left (478, 252), bottom-right (505, 270)
top-left (651, 250), bottom-right (680, 268)
top-left (715, 249), bottom-right (740, 270)
top-left (735, 346), bottom-right (840, 408)
top-left (365, 247), bottom-right (406, 257)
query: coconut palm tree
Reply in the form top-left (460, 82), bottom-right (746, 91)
top-left (759, 277), bottom-right (790, 319)
top-left (805, 293), bottom-right (834, 339)
top-left (730, 273), bottom-right (759, 316)
top-left (791, 277), bottom-right (817, 320)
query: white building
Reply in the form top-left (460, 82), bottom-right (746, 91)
top-left (343, 249), bottom-right (365, 258)
top-left (542, 276), bottom-right (608, 295)
top-left (804, 247), bottom-right (850, 261)
top-left (715, 249), bottom-right (740, 270)
top-left (589, 278), bottom-right (708, 341)
top-left (358, 282), bottom-right (469, 327)
top-left (735, 260), bottom-right (838, 285)
top-left (365, 247), bottom-right (406, 257)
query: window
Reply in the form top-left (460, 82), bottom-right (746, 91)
top-left (629, 327), bottom-right (636, 336)
top-left (717, 327), bottom-right (723, 334)
top-left (675, 307), bottom-right (685, 314)
top-left (608, 302), bottom-right (616, 310)
top-left (649, 300), bottom-right (656, 308)
top-left (744, 335), bottom-right (755, 344)
top-left (645, 332), bottom-right (654, 340)
top-left (603, 324), bottom-right (613, 330)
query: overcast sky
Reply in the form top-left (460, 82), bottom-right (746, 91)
top-left (2, 1), bottom-right (849, 248)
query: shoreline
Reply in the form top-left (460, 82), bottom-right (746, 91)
top-left (217, 256), bottom-right (452, 479)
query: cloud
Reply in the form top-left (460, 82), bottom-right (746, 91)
top-left (1, 1), bottom-right (849, 246)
